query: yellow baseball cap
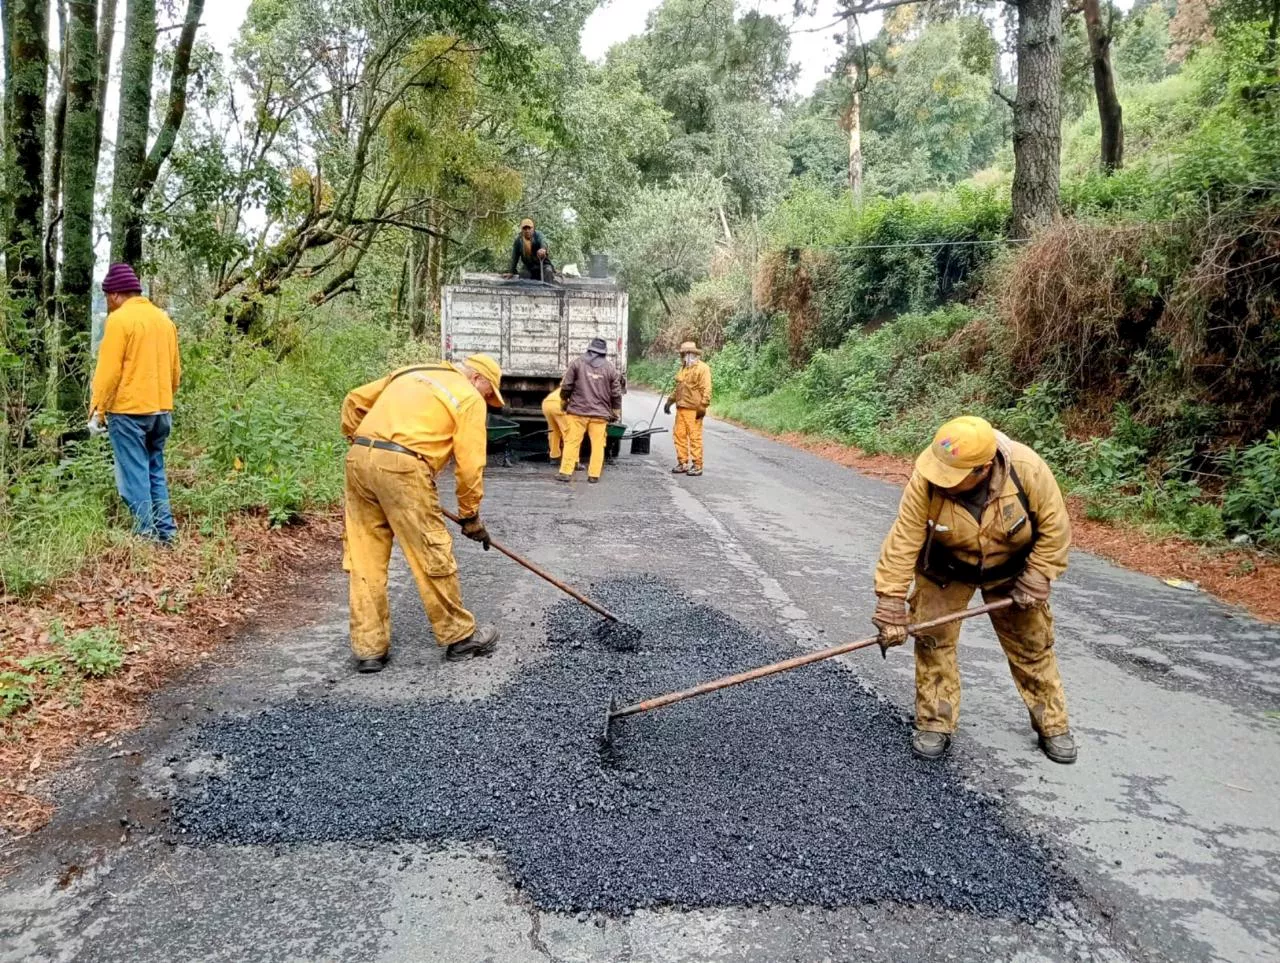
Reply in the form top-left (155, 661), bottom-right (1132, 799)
top-left (520, 218), bottom-right (535, 228)
top-left (916, 416), bottom-right (998, 488)
top-left (464, 353), bottom-right (505, 408)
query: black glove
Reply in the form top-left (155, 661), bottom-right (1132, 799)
top-left (663, 399), bottom-right (673, 415)
top-left (696, 409), bottom-right (706, 421)
top-left (458, 515), bottom-right (491, 550)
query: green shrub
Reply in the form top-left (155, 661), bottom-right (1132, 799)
top-left (0, 671), bottom-right (36, 718)
top-left (53, 622), bottom-right (125, 678)
top-left (1222, 433), bottom-right (1280, 546)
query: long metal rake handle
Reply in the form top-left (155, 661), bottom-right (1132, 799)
top-left (442, 507), bottom-right (620, 622)
top-left (609, 598), bottom-right (1015, 722)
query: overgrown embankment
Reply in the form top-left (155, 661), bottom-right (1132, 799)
top-left (637, 41), bottom-right (1280, 557)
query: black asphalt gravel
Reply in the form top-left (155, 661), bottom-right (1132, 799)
top-left (171, 576), bottom-right (1067, 918)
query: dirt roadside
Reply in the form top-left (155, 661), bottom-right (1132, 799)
top-left (0, 515), bottom-right (341, 840)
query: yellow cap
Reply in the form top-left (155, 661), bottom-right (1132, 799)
top-left (915, 416), bottom-right (998, 488)
top-left (464, 353), bottom-right (505, 408)
top-left (520, 218), bottom-right (535, 228)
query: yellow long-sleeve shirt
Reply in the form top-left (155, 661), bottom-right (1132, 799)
top-left (672, 360), bottom-right (712, 412)
top-left (874, 433), bottom-right (1071, 598)
top-left (341, 364), bottom-right (488, 518)
top-left (89, 296), bottom-right (181, 416)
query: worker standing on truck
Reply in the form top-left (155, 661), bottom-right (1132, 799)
top-left (663, 340), bottom-right (712, 477)
top-left (506, 217), bottom-right (555, 283)
top-left (871, 415), bottom-right (1077, 764)
top-left (341, 355), bottom-right (505, 672)
top-left (557, 337), bottom-right (622, 484)
top-left (541, 387), bottom-right (568, 462)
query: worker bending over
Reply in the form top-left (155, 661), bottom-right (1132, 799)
top-left (872, 415), bottom-right (1077, 764)
top-left (664, 340), bottom-right (712, 476)
top-left (341, 355), bottom-right (504, 672)
top-left (558, 337), bottom-right (622, 484)
top-left (541, 387), bottom-right (568, 462)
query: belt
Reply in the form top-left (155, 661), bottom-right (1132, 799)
top-left (353, 437), bottom-right (422, 460)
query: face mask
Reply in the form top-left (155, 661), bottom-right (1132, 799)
top-left (683, 353), bottom-right (696, 366)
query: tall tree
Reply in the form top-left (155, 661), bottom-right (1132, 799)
top-left (3, 0), bottom-right (50, 363)
top-left (108, 0), bottom-right (156, 264)
top-left (1010, 0), bottom-right (1063, 237)
top-left (59, 0), bottom-right (100, 409)
top-left (1083, 0), bottom-right (1123, 173)
top-left (94, 0), bottom-right (117, 159)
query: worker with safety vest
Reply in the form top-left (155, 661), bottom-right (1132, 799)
top-left (872, 415), bottom-right (1077, 764)
top-left (341, 355), bottom-right (504, 672)
top-left (663, 340), bottom-right (712, 476)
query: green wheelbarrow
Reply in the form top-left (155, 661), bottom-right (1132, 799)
top-left (488, 415), bottom-right (524, 466)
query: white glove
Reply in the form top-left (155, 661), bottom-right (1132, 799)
top-left (87, 416), bottom-right (107, 437)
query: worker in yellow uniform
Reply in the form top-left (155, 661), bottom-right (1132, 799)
top-left (341, 355), bottom-right (504, 673)
top-left (663, 341), bottom-right (712, 476)
top-left (541, 387), bottom-right (568, 462)
top-left (558, 337), bottom-right (622, 484)
top-left (871, 415), bottom-right (1077, 764)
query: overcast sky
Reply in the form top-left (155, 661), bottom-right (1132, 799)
top-left (205, 0), bottom-right (860, 96)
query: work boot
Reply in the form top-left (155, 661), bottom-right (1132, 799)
top-left (557, 473), bottom-right (572, 483)
top-left (588, 477), bottom-right (600, 484)
top-left (446, 625), bottom-right (500, 662)
top-left (911, 729), bottom-right (951, 761)
top-left (687, 466), bottom-right (703, 477)
top-left (355, 654), bottom-right (389, 674)
top-left (671, 464), bottom-right (687, 474)
top-left (1038, 730), bottom-right (1078, 765)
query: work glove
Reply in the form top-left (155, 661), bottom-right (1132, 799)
top-left (610, 408), bottom-right (622, 423)
top-left (458, 515), bottom-right (491, 551)
top-left (86, 415), bottom-right (107, 438)
top-left (696, 409), bottom-right (706, 421)
top-left (663, 398), bottom-right (673, 416)
top-left (872, 595), bottom-right (910, 657)
top-left (1011, 569), bottom-right (1051, 610)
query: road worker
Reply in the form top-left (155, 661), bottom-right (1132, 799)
top-left (871, 415), bottom-right (1077, 764)
top-left (505, 217), bottom-right (556, 283)
top-left (558, 337), bottom-right (622, 484)
top-left (663, 340), bottom-right (712, 476)
top-left (541, 386), bottom-right (568, 462)
top-left (341, 355), bottom-right (504, 672)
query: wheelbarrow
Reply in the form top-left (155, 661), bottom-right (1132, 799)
top-left (487, 415), bottom-right (523, 467)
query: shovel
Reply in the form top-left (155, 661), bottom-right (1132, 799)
top-left (602, 598), bottom-right (1014, 746)
top-left (441, 507), bottom-right (620, 623)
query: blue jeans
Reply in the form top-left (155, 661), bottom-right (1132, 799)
top-left (107, 413), bottom-right (177, 542)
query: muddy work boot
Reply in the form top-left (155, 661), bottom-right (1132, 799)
top-left (446, 625), bottom-right (500, 662)
top-left (911, 729), bottom-right (952, 761)
top-left (1038, 730), bottom-right (1078, 764)
top-left (355, 654), bottom-right (389, 674)
top-left (556, 473), bottom-right (572, 484)
top-left (686, 466), bottom-right (703, 476)
top-left (671, 464), bottom-right (688, 474)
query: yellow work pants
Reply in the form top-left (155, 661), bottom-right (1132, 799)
top-left (560, 415), bottom-right (607, 479)
top-left (909, 578), bottom-right (1070, 737)
top-left (343, 446), bottom-right (477, 658)
top-left (673, 407), bottom-right (703, 469)
top-left (542, 396), bottom-right (567, 460)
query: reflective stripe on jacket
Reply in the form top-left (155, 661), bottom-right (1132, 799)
top-left (672, 360), bottom-right (712, 412)
top-left (341, 363), bottom-right (488, 518)
top-left (874, 433), bottom-right (1071, 598)
top-left (90, 296), bottom-right (181, 416)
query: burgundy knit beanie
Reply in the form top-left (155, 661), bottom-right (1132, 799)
top-left (102, 263), bottom-right (142, 294)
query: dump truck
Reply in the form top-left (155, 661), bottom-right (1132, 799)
top-left (441, 271), bottom-right (629, 428)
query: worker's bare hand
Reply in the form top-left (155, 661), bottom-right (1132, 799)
top-left (459, 515), bottom-right (491, 551)
top-left (610, 408), bottom-right (622, 423)
top-left (537, 248), bottom-right (547, 259)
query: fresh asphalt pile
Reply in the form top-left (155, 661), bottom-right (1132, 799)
top-left (172, 575), bottom-right (1067, 918)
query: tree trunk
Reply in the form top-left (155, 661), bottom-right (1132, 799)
top-left (1083, 0), bottom-right (1123, 173)
top-left (94, 0), bottom-right (117, 159)
top-left (120, 0), bottom-right (203, 262)
top-left (1011, 0), bottom-right (1063, 239)
top-left (109, 0), bottom-right (155, 264)
top-left (58, 0), bottom-right (100, 410)
top-left (846, 58), bottom-right (864, 207)
top-left (4, 0), bottom-right (50, 356)
top-left (43, 0), bottom-right (69, 318)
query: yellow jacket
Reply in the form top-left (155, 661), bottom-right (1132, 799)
top-left (874, 433), bottom-right (1071, 598)
top-left (341, 364), bottom-right (488, 518)
top-left (89, 296), bottom-right (181, 416)
top-left (672, 360), bottom-right (712, 412)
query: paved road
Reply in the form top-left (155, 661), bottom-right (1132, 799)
top-left (4, 392), bottom-right (1278, 962)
